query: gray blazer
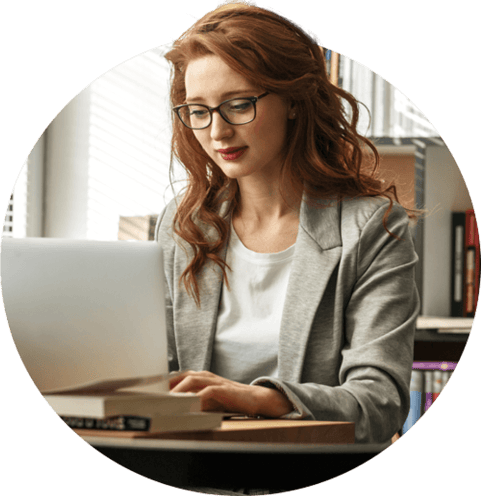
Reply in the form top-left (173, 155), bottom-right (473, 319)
top-left (155, 195), bottom-right (420, 443)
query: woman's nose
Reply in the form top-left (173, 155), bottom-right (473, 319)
top-left (210, 111), bottom-right (234, 141)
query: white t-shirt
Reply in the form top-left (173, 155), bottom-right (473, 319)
top-left (210, 226), bottom-right (295, 384)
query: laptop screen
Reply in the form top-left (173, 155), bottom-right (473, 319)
top-left (1, 237), bottom-right (168, 394)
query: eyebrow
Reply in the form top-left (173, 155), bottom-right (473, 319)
top-left (185, 89), bottom-right (259, 104)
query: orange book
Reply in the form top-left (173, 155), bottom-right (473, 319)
top-left (464, 209), bottom-right (479, 317)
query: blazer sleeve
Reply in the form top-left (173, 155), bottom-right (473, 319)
top-left (252, 202), bottom-right (420, 443)
top-left (154, 200), bottom-right (179, 372)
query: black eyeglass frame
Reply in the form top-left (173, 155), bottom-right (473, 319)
top-left (173, 91), bottom-right (270, 130)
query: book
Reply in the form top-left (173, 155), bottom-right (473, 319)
top-left (402, 369), bottom-right (423, 435)
top-left (464, 209), bottom-right (479, 317)
top-left (433, 370), bottom-right (443, 402)
top-left (43, 374), bottom-right (225, 438)
top-left (413, 361), bottom-right (457, 373)
top-left (65, 412), bottom-right (224, 437)
top-left (44, 391), bottom-right (201, 418)
top-left (423, 370), bottom-right (434, 413)
top-left (441, 370), bottom-right (451, 390)
top-left (451, 212), bottom-right (465, 316)
top-left (465, 246), bottom-right (476, 315)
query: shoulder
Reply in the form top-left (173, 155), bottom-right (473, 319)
top-left (339, 197), bottom-right (416, 274)
top-left (301, 196), bottom-right (411, 248)
top-left (154, 197), bottom-right (178, 243)
top-left (339, 196), bottom-right (410, 237)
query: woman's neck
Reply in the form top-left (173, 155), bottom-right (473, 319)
top-left (235, 175), bottom-right (300, 223)
top-left (232, 178), bottom-right (301, 253)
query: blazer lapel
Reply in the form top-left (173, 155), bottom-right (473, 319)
top-left (278, 198), bottom-right (342, 382)
top-left (174, 202), bottom-right (230, 372)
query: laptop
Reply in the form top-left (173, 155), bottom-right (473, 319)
top-left (0, 237), bottom-right (169, 395)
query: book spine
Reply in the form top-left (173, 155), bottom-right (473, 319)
top-left (466, 209), bottom-right (480, 317)
top-left (148, 215), bottom-right (158, 241)
top-left (465, 247), bottom-right (476, 316)
top-left (465, 209), bottom-right (477, 317)
top-left (423, 370), bottom-right (434, 413)
top-left (412, 361), bottom-right (457, 371)
top-left (451, 212), bottom-right (465, 316)
top-left (433, 370), bottom-right (443, 402)
top-left (474, 212), bottom-right (480, 313)
top-left (441, 370), bottom-right (450, 390)
top-left (61, 415), bottom-right (151, 431)
top-left (402, 370), bottom-right (423, 435)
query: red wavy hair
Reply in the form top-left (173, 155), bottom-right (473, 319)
top-left (165, 3), bottom-right (411, 305)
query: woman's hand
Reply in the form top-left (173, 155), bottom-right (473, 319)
top-left (169, 370), bottom-right (293, 418)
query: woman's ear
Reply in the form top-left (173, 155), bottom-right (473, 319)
top-left (288, 102), bottom-right (297, 120)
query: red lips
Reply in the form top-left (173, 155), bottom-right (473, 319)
top-left (217, 146), bottom-right (247, 160)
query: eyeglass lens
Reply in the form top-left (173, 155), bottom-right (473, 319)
top-left (178, 99), bottom-right (255, 129)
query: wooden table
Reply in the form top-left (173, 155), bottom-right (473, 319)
top-left (77, 418), bottom-right (355, 444)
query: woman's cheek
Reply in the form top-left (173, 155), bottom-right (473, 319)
top-left (193, 131), bottom-right (214, 161)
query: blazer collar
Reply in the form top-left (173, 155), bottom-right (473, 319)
top-left (298, 195), bottom-right (342, 249)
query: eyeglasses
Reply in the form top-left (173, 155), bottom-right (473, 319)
top-left (173, 92), bottom-right (269, 130)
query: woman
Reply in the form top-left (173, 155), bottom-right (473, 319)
top-left (155, 3), bottom-right (420, 444)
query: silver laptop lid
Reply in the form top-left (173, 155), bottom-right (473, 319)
top-left (1, 237), bottom-right (168, 393)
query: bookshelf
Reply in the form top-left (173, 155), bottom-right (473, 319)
top-left (377, 138), bottom-right (474, 364)
top-left (415, 316), bottom-right (470, 362)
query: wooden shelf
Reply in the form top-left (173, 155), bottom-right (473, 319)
top-left (416, 316), bottom-right (473, 333)
top-left (414, 316), bottom-right (472, 361)
top-left (415, 328), bottom-right (469, 343)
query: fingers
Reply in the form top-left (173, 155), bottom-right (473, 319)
top-left (169, 370), bottom-right (219, 392)
top-left (168, 371), bottom-right (258, 415)
top-left (199, 384), bottom-right (256, 415)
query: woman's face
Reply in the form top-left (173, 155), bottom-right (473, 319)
top-left (184, 55), bottom-right (295, 185)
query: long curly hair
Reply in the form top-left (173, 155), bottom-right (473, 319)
top-left (165, 2), bottom-right (411, 305)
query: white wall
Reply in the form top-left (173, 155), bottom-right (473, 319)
top-left (44, 89), bottom-right (91, 238)
top-left (26, 135), bottom-right (45, 237)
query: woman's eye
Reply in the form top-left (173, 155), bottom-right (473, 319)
top-left (226, 101), bottom-right (251, 112)
top-left (190, 109), bottom-right (209, 119)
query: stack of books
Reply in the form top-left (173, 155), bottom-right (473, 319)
top-left (402, 361), bottom-right (457, 435)
top-left (43, 376), bottom-right (223, 438)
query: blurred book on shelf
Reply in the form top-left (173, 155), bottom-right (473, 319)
top-left (118, 214), bottom-right (158, 241)
top-left (402, 361), bottom-right (456, 436)
top-left (450, 210), bottom-right (479, 317)
top-left (464, 209), bottom-right (479, 317)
